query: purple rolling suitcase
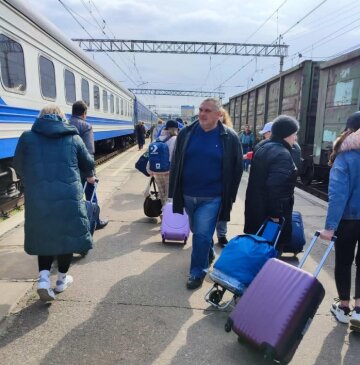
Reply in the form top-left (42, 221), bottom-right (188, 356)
top-left (226, 231), bottom-right (336, 364)
top-left (161, 202), bottom-right (190, 245)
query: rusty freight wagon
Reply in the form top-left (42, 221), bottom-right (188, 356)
top-left (311, 48), bottom-right (360, 182)
top-left (227, 61), bottom-right (320, 176)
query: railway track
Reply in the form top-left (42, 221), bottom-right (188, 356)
top-left (0, 143), bottom-right (135, 218)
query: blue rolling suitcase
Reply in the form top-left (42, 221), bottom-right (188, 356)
top-left (283, 211), bottom-right (306, 255)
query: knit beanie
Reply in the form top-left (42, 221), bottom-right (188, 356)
top-left (271, 115), bottom-right (299, 139)
top-left (345, 111), bottom-right (360, 132)
top-left (165, 119), bottom-right (178, 129)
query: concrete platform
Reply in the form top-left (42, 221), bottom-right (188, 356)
top-left (0, 145), bottom-right (359, 365)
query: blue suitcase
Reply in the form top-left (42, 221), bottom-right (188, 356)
top-left (283, 211), bottom-right (306, 255)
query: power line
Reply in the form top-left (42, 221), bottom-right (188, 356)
top-left (57, 0), bottom-right (138, 86)
top-left (79, 0), bottom-right (144, 85)
top-left (214, 0), bottom-right (328, 90)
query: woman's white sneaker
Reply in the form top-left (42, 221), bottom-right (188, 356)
top-left (350, 307), bottom-right (360, 331)
top-left (330, 302), bottom-right (351, 324)
top-left (37, 271), bottom-right (55, 302)
top-left (55, 274), bottom-right (73, 293)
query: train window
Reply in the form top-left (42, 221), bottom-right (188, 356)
top-left (64, 69), bottom-right (76, 104)
top-left (39, 55), bottom-right (56, 100)
top-left (94, 85), bottom-right (100, 110)
top-left (121, 99), bottom-right (124, 115)
top-left (103, 90), bottom-right (108, 112)
top-left (110, 94), bottom-right (114, 113)
top-left (0, 34), bottom-right (26, 93)
top-left (81, 79), bottom-right (90, 106)
top-left (116, 97), bottom-right (119, 114)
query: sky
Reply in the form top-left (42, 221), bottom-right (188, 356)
top-left (25, 0), bottom-right (360, 115)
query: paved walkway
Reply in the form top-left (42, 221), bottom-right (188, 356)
top-left (0, 146), bottom-right (359, 364)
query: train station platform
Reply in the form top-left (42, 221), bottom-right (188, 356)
top-left (0, 145), bottom-right (359, 364)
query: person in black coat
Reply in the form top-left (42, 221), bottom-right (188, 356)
top-left (135, 121), bottom-right (146, 150)
top-left (244, 115), bottom-right (299, 253)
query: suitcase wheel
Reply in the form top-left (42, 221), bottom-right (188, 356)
top-left (209, 289), bottom-right (224, 305)
top-left (162, 235), bottom-right (166, 244)
top-left (183, 238), bottom-right (187, 245)
top-left (224, 318), bottom-right (233, 333)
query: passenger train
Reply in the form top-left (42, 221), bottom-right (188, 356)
top-left (224, 47), bottom-right (360, 184)
top-left (0, 0), bottom-right (157, 201)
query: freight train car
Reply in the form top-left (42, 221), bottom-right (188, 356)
top-left (311, 48), bottom-right (360, 181)
top-left (227, 61), bottom-right (320, 176)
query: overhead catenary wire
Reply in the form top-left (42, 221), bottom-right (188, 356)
top-left (78, 0), bottom-right (145, 86)
top-left (214, 0), bottom-right (328, 91)
top-left (57, 0), bottom-right (138, 86)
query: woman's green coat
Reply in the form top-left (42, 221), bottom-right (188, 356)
top-left (14, 115), bottom-right (95, 256)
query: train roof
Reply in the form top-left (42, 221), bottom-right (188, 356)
top-left (4, 0), bottom-right (134, 99)
top-left (320, 47), bottom-right (360, 70)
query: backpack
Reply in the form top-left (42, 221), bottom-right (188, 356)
top-left (148, 136), bottom-right (171, 172)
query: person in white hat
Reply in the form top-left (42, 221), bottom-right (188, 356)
top-left (259, 121), bottom-right (273, 140)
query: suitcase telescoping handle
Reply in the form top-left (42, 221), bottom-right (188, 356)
top-left (256, 217), bottom-right (285, 249)
top-left (83, 179), bottom-right (99, 203)
top-left (298, 231), bottom-right (337, 278)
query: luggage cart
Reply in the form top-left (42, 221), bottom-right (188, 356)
top-left (204, 218), bottom-right (284, 310)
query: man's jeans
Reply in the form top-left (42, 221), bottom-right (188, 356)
top-left (183, 195), bottom-right (221, 279)
top-left (216, 220), bottom-right (228, 238)
top-left (243, 145), bottom-right (251, 172)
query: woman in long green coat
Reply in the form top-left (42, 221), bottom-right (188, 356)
top-left (14, 105), bottom-right (95, 302)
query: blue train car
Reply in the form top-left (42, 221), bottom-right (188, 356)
top-left (0, 0), bottom-right (156, 199)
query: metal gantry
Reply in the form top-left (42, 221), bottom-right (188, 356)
top-left (73, 39), bottom-right (288, 58)
top-left (129, 89), bottom-right (225, 98)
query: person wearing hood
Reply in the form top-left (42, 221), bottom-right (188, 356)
top-left (244, 115), bottom-right (299, 254)
top-left (14, 105), bottom-right (95, 302)
top-left (320, 112), bottom-right (360, 328)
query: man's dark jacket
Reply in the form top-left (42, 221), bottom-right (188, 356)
top-left (69, 115), bottom-right (95, 155)
top-left (244, 137), bottom-right (297, 247)
top-left (169, 121), bottom-right (243, 221)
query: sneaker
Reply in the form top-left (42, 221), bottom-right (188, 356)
top-left (330, 301), bottom-right (351, 324)
top-left (186, 277), bottom-right (204, 290)
top-left (350, 307), bottom-right (360, 330)
top-left (218, 236), bottom-right (228, 247)
top-left (55, 275), bottom-right (74, 293)
top-left (37, 275), bottom-right (55, 302)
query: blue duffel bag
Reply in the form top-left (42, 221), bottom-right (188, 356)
top-left (213, 234), bottom-right (278, 286)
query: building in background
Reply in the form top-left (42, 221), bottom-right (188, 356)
top-left (181, 105), bottom-right (195, 123)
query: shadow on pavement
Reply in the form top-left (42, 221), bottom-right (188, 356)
top-left (0, 300), bottom-right (50, 349)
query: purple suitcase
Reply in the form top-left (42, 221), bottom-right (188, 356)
top-left (161, 202), bottom-right (190, 244)
top-left (227, 231), bottom-right (336, 364)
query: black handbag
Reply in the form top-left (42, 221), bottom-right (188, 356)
top-left (135, 152), bottom-right (150, 177)
top-left (143, 177), bottom-right (162, 217)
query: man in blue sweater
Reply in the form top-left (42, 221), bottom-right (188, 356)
top-left (169, 98), bottom-right (243, 289)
